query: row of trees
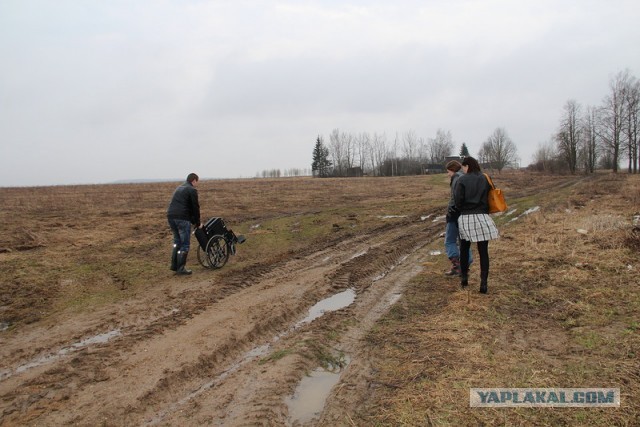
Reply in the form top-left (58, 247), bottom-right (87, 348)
top-left (256, 168), bottom-right (311, 178)
top-left (535, 69), bottom-right (639, 174)
top-left (312, 128), bottom-right (520, 177)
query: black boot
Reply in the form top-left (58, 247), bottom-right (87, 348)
top-left (460, 273), bottom-right (468, 289)
top-left (445, 256), bottom-right (460, 276)
top-left (170, 245), bottom-right (179, 271)
top-left (480, 270), bottom-right (488, 294)
top-left (459, 239), bottom-right (470, 289)
top-left (176, 251), bottom-right (192, 275)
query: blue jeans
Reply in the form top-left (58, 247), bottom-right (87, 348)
top-left (168, 218), bottom-right (192, 252)
top-left (445, 221), bottom-right (472, 263)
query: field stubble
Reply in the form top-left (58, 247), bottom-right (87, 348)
top-left (359, 172), bottom-right (640, 426)
top-left (0, 172), bottom-right (638, 425)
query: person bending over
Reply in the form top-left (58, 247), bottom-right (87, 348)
top-left (167, 173), bottom-right (201, 275)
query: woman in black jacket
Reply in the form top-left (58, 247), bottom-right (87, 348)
top-left (454, 157), bottom-right (499, 293)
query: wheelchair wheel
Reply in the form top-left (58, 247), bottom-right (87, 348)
top-left (196, 244), bottom-right (212, 268)
top-left (206, 234), bottom-right (230, 269)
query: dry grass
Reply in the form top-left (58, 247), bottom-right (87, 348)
top-left (2, 172), bottom-right (637, 425)
top-left (360, 173), bottom-right (640, 426)
top-left (0, 176), bottom-right (449, 328)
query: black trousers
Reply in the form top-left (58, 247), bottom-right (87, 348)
top-left (460, 240), bottom-right (489, 275)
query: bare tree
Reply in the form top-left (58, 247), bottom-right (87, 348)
top-left (402, 130), bottom-right (418, 161)
top-left (481, 127), bottom-right (519, 172)
top-left (623, 75), bottom-right (639, 173)
top-left (533, 140), bottom-right (556, 164)
top-left (427, 129), bottom-right (454, 163)
top-left (390, 132), bottom-right (399, 176)
top-left (417, 136), bottom-right (428, 164)
top-left (556, 99), bottom-right (581, 174)
top-left (599, 70), bottom-right (631, 173)
top-left (400, 130), bottom-right (423, 174)
top-left (371, 132), bottom-right (387, 176)
top-left (328, 128), bottom-right (345, 176)
top-left (530, 139), bottom-right (568, 173)
top-left (477, 143), bottom-right (488, 165)
top-left (342, 131), bottom-right (355, 173)
top-left (581, 106), bottom-right (599, 174)
top-left (327, 130), bottom-right (361, 176)
top-left (534, 140), bottom-right (557, 169)
top-left (354, 132), bottom-right (368, 173)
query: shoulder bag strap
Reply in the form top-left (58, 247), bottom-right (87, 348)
top-left (483, 173), bottom-right (495, 190)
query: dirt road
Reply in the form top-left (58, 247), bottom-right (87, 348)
top-left (0, 206), bottom-right (444, 426)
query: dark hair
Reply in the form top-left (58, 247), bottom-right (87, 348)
top-left (187, 173), bottom-right (199, 183)
top-left (461, 156), bottom-right (481, 173)
top-left (445, 160), bottom-right (462, 172)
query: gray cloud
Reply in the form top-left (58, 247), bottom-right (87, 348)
top-left (1, 0), bottom-right (639, 186)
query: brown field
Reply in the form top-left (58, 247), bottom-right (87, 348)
top-left (0, 172), bottom-right (638, 426)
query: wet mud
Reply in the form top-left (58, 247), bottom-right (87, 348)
top-left (0, 207), bottom-right (443, 426)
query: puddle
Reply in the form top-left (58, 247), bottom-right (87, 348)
top-left (510, 206), bottom-right (540, 222)
top-left (149, 240), bottom-right (424, 424)
top-left (429, 250), bottom-right (442, 256)
top-left (295, 289), bottom-right (356, 328)
top-left (420, 214), bottom-right (432, 221)
top-left (285, 356), bottom-right (351, 425)
top-left (155, 240), bottom-right (423, 424)
top-left (74, 329), bottom-right (121, 346)
top-left (283, 248), bottom-right (416, 424)
top-left (432, 215), bottom-right (446, 222)
top-left (243, 343), bottom-right (271, 359)
top-left (349, 250), bottom-right (367, 260)
top-left (372, 272), bottom-right (387, 281)
top-left (388, 292), bottom-right (402, 306)
top-left (146, 289), bottom-right (357, 425)
top-left (0, 329), bottom-right (121, 382)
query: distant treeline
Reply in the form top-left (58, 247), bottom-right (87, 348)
top-left (532, 69), bottom-right (639, 174)
top-left (256, 168), bottom-right (312, 178)
top-left (261, 69), bottom-right (638, 179)
top-left (311, 127), bottom-right (520, 178)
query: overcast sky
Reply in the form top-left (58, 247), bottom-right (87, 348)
top-left (1, 0), bottom-right (639, 187)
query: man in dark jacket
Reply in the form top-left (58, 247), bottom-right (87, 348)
top-left (167, 173), bottom-right (201, 275)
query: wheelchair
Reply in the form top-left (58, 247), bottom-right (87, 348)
top-left (194, 217), bottom-right (246, 269)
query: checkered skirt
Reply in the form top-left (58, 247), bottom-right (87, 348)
top-left (458, 214), bottom-right (499, 242)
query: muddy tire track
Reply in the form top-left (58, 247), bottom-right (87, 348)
top-left (501, 174), bottom-right (586, 199)
top-left (0, 209), bottom-right (444, 426)
top-left (154, 221), bottom-right (441, 426)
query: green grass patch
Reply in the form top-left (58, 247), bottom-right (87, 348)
top-left (259, 348), bottom-right (294, 365)
top-left (61, 287), bottom-right (125, 313)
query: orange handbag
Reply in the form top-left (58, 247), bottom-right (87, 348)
top-left (484, 173), bottom-right (507, 214)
